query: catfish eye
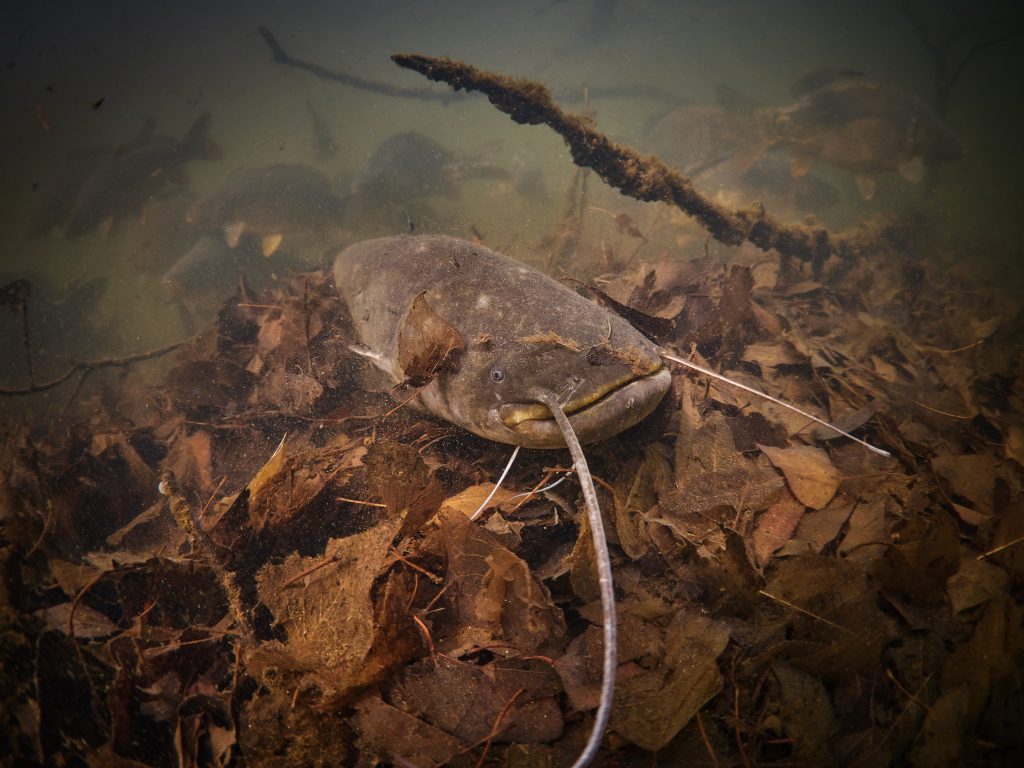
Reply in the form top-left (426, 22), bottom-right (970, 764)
top-left (490, 365), bottom-right (506, 384)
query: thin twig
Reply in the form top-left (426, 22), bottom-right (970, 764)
top-left (0, 336), bottom-right (195, 396)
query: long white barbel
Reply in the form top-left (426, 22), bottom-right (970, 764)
top-left (534, 388), bottom-right (616, 768)
top-left (659, 350), bottom-right (891, 458)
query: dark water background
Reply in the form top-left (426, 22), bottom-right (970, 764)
top-left (1, 0), bottom-right (1021, 403)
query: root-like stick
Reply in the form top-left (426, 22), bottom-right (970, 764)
top-left (534, 388), bottom-right (615, 768)
top-left (159, 470), bottom-right (253, 643)
top-left (0, 336), bottom-right (194, 396)
top-left (660, 351), bottom-right (892, 457)
top-left (259, 26), bottom-right (464, 103)
top-left (391, 53), bottom-right (860, 272)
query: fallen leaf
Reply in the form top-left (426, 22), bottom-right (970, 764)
top-left (255, 515), bottom-right (404, 694)
top-left (391, 656), bottom-right (563, 744)
top-left (759, 444), bottom-right (841, 509)
top-left (351, 695), bottom-right (464, 765)
top-left (398, 292), bottom-right (465, 386)
top-left (946, 556), bottom-right (1008, 615)
top-left (35, 603), bottom-right (119, 639)
top-left (441, 483), bottom-right (516, 519)
top-left (751, 488), bottom-right (806, 568)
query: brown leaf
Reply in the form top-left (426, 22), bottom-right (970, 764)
top-left (946, 556), bottom-right (1008, 616)
top-left (658, 411), bottom-right (783, 556)
top-left (164, 427), bottom-right (214, 493)
top-left (35, 603), bottom-right (119, 639)
top-left (751, 488), bottom-right (806, 568)
top-left (398, 292), bottom-right (465, 386)
top-left (391, 657), bottom-right (563, 745)
top-left (931, 452), bottom-right (996, 516)
top-left (771, 663), bottom-right (836, 762)
top-left (759, 444), bottom-right (841, 510)
top-left (428, 510), bottom-right (566, 656)
top-left (244, 432), bottom-right (367, 536)
top-left (351, 695), bottom-right (464, 766)
top-left (254, 515), bottom-right (404, 695)
top-left (441, 483), bottom-right (516, 519)
top-left (837, 498), bottom-right (888, 562)
top-left (584, 283), bottom-right (676, 342)
top-left (556, 611), bottom-right (729, 752)
top-left (788, 498), bottom-right (855, 554)
top-left (611, 626), bottom-right (728, 750)
top-left (365, 439), bottom-right (443, 533)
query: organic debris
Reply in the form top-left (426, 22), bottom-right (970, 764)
top-left (2, 211), bottom-right (1023, 767)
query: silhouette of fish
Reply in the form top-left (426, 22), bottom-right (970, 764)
top-left (716, 71), bottom-right (963, 199)
top-left (65, 111), bottom-right (221, 236)
top-left (187, 164), bottom-right (345, 256)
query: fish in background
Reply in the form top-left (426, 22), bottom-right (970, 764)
top-left (344, 131), bottom-right (513, 234)
top-left (306, 100), bottom-right (338, 161)
top-left (716, 70), bottom-right (964, 200)
top-left (186, 164), bottom-right (346, 257)
top-left (63, 111), bottom-right (222, 237)
top-left (509, 146), bottom-right (549, 201)
top-left (643, 103), bottom-right (840, 216)
top-left (160, 234), bottom-right (258, 297)
top-left (350, 131), bottom-right (511, 202)
top-left (350, 131), bottom-right (461, 202)
top-left (28, 118), bottom-right (163, 237)
top-left (133, 187), bottom-right (200, 274)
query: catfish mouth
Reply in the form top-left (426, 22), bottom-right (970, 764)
top-left (496, 367), bottom-right (671, 449)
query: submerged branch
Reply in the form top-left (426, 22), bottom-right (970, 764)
top-left (391, 53), bottom-right (860, 271)
top-left (259, 26), bottom-right (465, 103)
top-left (0, 336), bottom-right (194, 396)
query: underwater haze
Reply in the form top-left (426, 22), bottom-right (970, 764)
top-left (2, 1), bottom-right (1024, 767)
top-left (2, 0), bottom-right (1022, 390)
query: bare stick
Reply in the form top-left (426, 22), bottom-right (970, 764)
top-left (0, 336), bottom-right (194, 396)
top-left (534, 388), bottom-right (616, 768)
top-left (259, 26), bottom-right (462, 102)
top-left (660, 351), bottom-right (892, 457)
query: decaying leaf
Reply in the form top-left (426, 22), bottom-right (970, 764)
top-left (661, 411), bottom-right (784, 556)
top-left (441, 483), bottom-right (516, 519)
top-left (556, 611), bottom-right (729, 752)
top-left (351, 695), bottom-right (464, 766)
top-left (751, 487), bottom-right (806, 567)
top-left (427, 510), bottom-right (566, 656)
top-left (254, 515), bottom-right (405, 694)
top-left (390, 656), bottom-right (563, 745)
top-left (759, 444), bottom-right (841, 510)
top-left (398, 291), bottom-right (465, 385)
top-left (365, 438), bottom-right (443, 534)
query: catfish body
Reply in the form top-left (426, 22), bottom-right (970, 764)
top-left (333, 235), bottom-right (670, 449)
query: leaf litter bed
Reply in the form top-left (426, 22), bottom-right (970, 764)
top-left (2, 222), bottom-right (1023, 767)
